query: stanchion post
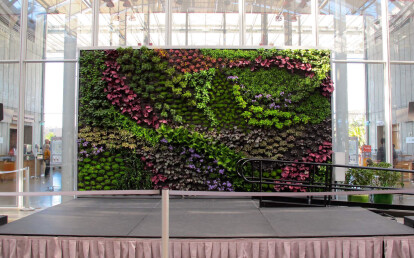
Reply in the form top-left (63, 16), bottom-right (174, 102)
top-left (17, 167), bottom-right (23, 209)
top-left (21, 167), bottom-right (34, 211)
top-left (162, 189), bottom-right (169, 258)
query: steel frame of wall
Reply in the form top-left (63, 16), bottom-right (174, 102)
top-left (0, 0), bottom-right (414, 207)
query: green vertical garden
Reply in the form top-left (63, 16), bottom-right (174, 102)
top-left (78, 47), bottom-right (333, 192)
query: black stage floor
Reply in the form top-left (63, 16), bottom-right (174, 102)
top-left (0, 197), bottom-right (413, 238)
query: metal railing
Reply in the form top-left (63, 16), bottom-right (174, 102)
top-left (236, 158), bottom-right (414, 209)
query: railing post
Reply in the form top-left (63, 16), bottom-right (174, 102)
top-left (259, 161), bottom-right (263, 207)
top-left (162, 189), bottom-right (169, 258)
top-left (328, 166), bottom-right (333, 206)
top-left (324, 165), bottom-right (329, 206)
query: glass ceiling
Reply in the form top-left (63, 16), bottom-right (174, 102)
top-left (1, 0), bottom-right (412, 57)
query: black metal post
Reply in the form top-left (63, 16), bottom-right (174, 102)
top-left (259, 160), bottom-right (263, 207)
top-left (328, 166), bottom-right (333, 206)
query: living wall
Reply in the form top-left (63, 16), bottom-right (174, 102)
top-left (78, 47), bottom-right (333, 192)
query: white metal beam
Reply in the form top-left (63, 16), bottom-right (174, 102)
top-left (381, 0), bottom-right (392, 164)
top-left (17, 0), bottom-right (29, 209)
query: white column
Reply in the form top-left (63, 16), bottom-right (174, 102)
top-left (333, 0), bottom-right (348, 180)
top-left (17, 0), bottom-right (29, 208)
top-left (62, 16), bottom-right (77, 201)
top-left (239, 0), bottom-right (245, 46)
top-left (311, 0), bottom-right (319, 46)
top-left (165, 0), bottom-right (172, 46)
top-left (92, 0), bottom-right (100, 46)
top-left (381, 0), bottom-right (392, 163)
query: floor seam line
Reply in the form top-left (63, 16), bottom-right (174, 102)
top-left (126, 199), bottom-right (161, 236)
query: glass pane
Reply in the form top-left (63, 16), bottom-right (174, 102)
top-left (332, 63), bottom-right (384, 168)
top-left (319, 0), bottom-right (383, 60)
top-left (99, 0), bottom-right (166, 46)
top-left (0, 0), bottom-right (21, 60)
top-left (26, 0), bottom-right (93, 59)
top-left (391, 64), bottom-right (414, 183)
top-left (389, 1), bottom-right (414, 61)
top-left (24, 63), bottom-right (64, 208)
top-left (366, 64), bottom-right (386, 162)
top-left (0, 63), bottom-right (19, 207)
top-left (172, 0), bottom-right (239, 46)
top-left (246, 0), bottom-right (313, 46)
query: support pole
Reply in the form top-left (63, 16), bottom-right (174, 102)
top-left (92, 0), bottom-right (99, 46)
top-left (162, 189), bottom-right (169, 258)
top-left (311, 0), bottom-right (319, 46)
top-left (165, 0), bottom-right (172, 46)
top-left (239, 0), bottom-right (245, 46)
top-left (381, 0), bottom-right (392, 164)
top-left (17, 0), bottom-right (29, 209)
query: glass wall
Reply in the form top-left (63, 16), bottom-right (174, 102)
top-left (245, 0), bottom-right (313, 47)
top-left (99, 0), bottom-right (165, 46)
top-left (389, 0), bottom-right (414, 61)
top-left (0, 0), bottom-right (21, 60)
top-left (172, 0), bottom-right (239, 46)
top-left (26, 0), bottom-right (92, 60)
top-left (319, 0), bottom-right (382, 60)
top-left (0, 63), bottom-right (19, 206)
top-left (0, 0), bottom-right (413, 207)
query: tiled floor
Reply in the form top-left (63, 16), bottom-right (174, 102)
top-left (0, 170), bottom-right (62, 222)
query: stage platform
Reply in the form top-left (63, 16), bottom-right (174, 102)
top-left (0, 197), bottom-right (413, 238)
top-left (0, 197), bottom-right (413, 257)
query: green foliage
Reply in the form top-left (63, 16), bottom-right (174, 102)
top-left (201, 48), bottom-right (331, 78)
top-left (224, 66), bottom-right (328, 129)
top-left (118, 152), bottom-right (153, 190)
top-left (345, 162), bottom-right (401, 188)
top-left (371, 162), bottom-right (402, 188)
top-left (349, 119), bottom-right (366, 147)
top-left (345, 167), bottom-right (374, 186)
top-left (79, 50), bottom-right (117, 128)
top-left (184, 69), bottom-right (218, 126)
top-left (294, 93), bottom-right (331, 124)
top-left (45, 132), bottom-right (56, 141)
top-left (157, 125), bottom-right (243, 173)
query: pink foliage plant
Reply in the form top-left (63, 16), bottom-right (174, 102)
top-left (102, 50), bottom-right (167, 129)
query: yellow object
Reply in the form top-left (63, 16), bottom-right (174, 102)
top-left (44, 149), bottom-right (51, 161)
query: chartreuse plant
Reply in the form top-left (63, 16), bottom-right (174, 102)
top-left (184, 69), bottom-right (218, 126)
top-left (78, 126), bottom-right (138, 150)
top-left (157, 125), bottom-right (242, 172)
top-left (78, 143), bottom-right (126, 191)
top-left (208, 72), bottom-right (246, 130)
top-left (224, 66), bottom-right (328, 129)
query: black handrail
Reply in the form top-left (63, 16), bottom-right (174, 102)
top-left (237, 158), bottom-right (414, 209)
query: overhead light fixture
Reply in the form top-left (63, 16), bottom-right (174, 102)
top-left (106, 1), bottom-right (114, 7)
top-left (123, 0), bottom-right (131, 7)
